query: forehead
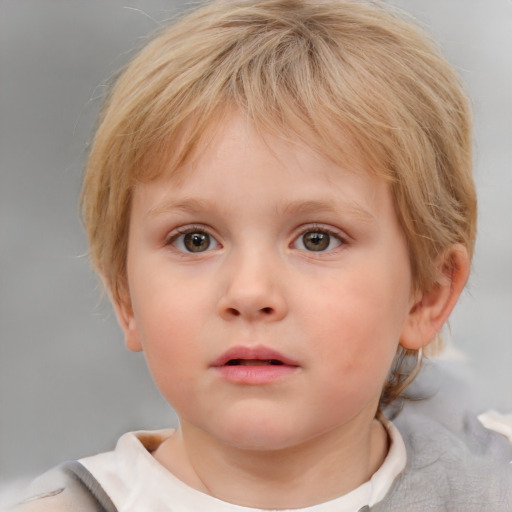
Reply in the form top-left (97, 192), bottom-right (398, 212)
top-left (138, 105), bottom-right (387, 187)
top-left (144, 109), bottom-right (379, 188)
top-left (132, 111), bottom-right (391, 226)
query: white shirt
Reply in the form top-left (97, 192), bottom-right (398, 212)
top-left (80, 420), bottom-right (407, 512)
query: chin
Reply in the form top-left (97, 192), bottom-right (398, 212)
top-left (216, 415), bottom-right (311, 452)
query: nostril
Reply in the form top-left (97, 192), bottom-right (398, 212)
top-left (220, 303), bottom-right (280, 319)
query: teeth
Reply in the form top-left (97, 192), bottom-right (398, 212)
top-left (226, 359), bottom-right (283, 366)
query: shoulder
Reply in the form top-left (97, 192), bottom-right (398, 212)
top-left (4, 462), bottom-right (117, 512)
top-left (5, 488), bottom-right (87, 512)
top-left (374, 362), bottom-right (512, 511)
top-left (5, 429), bottom-right (172, 512)
top-left (378, 404), bottom-right (512, 511)
top-left (397, 412), bottom-right (510, 511)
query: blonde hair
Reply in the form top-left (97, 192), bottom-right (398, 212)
top-left (82, 0), bottom-right (477, 405)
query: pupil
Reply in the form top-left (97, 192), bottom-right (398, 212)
top-left (303, 231), bottom-right (329, 251)
top-left (184, 232), bottom-right (210, 252)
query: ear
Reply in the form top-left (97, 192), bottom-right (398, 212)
top-left (112, 295), bottom-right (143, 353)
top-left (400, 244), bottom-right (470, 350)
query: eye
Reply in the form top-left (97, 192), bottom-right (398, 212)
top-left (169, 229), bottom-right (220, 253)
top-left (293, 229), bottom-right (343, 252)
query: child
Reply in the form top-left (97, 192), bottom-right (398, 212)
top-left (11, 0), bottom-right (511, 510)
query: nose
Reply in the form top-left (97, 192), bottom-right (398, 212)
top-left (216, 251), bottom-right (288, 322)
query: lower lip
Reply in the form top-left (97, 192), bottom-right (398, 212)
top-left (213, 365), bottom-right (299, 384)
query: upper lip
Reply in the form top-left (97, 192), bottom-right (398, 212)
top-left (211, 345), bottom-right (300, 367)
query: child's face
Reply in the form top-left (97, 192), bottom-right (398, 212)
top-left (120, 112), bottom-right (415, 451)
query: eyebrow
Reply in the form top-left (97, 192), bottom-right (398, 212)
top-left (147, 197), bottom-right (376, 223)
top-left (280, 199), bottom-right (377, 224)
top-left (147, 198), bottom-right (216, 218)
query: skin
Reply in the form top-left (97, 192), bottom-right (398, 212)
top-left (114, 112), bottom-right (469, 509)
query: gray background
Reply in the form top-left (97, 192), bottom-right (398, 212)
top-left (1, 0), bottom-right (511, 491)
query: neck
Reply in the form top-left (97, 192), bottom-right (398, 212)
top-left (153, 417), bottom-right (389, 509)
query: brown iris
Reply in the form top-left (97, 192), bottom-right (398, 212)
top-left (184, 232), bottom-right (211, 252)
top-left (302, 231), bottom-right (330, 251)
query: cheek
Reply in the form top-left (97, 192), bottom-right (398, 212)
top-left (133, 299), bottom-right (204, 413)
top-left (129, 274), bottom-right (210, 376)
top-left (307, 267), bottom-right (409, 380)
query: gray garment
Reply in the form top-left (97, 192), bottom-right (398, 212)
top-left (372, 408), bottom-right (512, 511)
top-left (7, 461), bottom-right (117, 512)
top-left (372, 362), bottom-right (512, 511)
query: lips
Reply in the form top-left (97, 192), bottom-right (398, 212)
top-left (211, 345), bottom-right (300, 384)
top-left (212, 345), bottom-right (299, 368)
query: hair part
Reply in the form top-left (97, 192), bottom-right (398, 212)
top-left (81, 0), bottom-right (477, 406)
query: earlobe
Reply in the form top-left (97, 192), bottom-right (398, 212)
top-left (400, 244), bottom-right (470, 350)
top-left (112, 297), bottom-right (143, 352)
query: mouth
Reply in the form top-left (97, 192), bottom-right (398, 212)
top-left (212, 345), bottom-right (299, 384)
top-left (212, 345), bottom-right (299, 368)
top-left (225, 359), bottom-right (285, 366)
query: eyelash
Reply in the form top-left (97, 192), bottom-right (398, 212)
top-left (165, 225), bottom-right (220, 254)
top-left (292, 225), bottom-right (347, 253)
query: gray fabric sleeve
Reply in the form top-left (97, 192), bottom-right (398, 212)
top-left (7, 461), bottom-right (117, 512)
